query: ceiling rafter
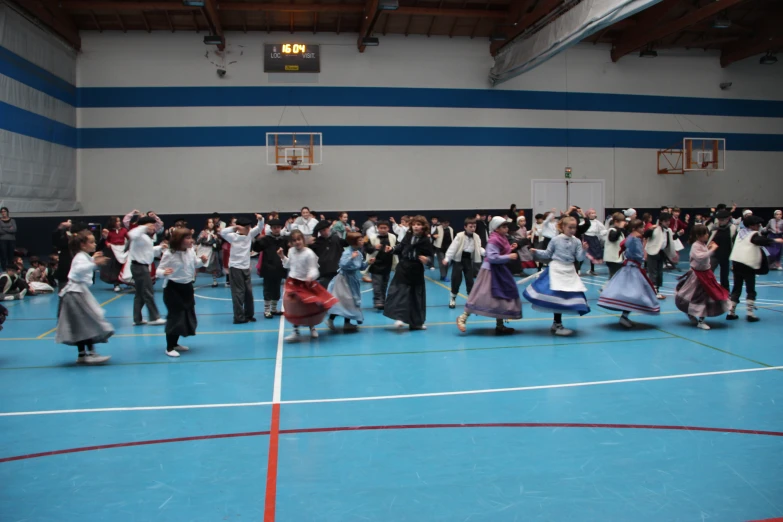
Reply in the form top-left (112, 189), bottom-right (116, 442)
top-left (490, 0), bottom-right (565, 56)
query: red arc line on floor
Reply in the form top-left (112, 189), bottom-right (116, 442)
top-left (263, 403), bottom-right (281, 522)
top-left (2, 422), bottom-right (782, 464)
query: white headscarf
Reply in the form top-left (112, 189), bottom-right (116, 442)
top-left (489, 216), bottom-right (510, 233)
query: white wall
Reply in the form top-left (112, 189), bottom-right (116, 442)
top-left (76, 32), bottom-right (783, 215)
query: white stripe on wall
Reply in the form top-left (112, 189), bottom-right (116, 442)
top-left (0, 74), bottom-right (75, 126)
top-left (76, 106), bottom-right (783, 135)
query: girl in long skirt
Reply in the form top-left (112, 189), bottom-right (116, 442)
top-left (674, 225), bottom-right (730, 329)
top-left (55, 230), bottom-right (114, 364)
top-left (597, 219), bottom-right (660, 328)
top-left (196, 217), bottom-right (222, 287)
top-left (157, 229), bottom-right (208, 357)
top-left (524, 216), bottom-right (590, 336)
top-left (383, 215), bottom-right (435, 330)
top-left (765, 210), bottom-right (783, 270)
top-left (457, 217), bottom-right (522, 335)
top-left (99, 216), bottom-right (130, 292)
top-left (327, 232), bottom-right (373, 332)
top-left (583, 209), bottom-right (607, 275)
top-left (281, 230), bottom-right (338, 342)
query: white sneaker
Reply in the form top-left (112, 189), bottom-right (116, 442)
top-left (394, 320), bottom-right (406, 328)
top-left (551, 323), bottom-right (573, 336)
top-left (114, 285), bottom-right (121, 292)
top-left (310, 328), bottom-right (319, 339)
top-left (619, 315), bottom-right (634, 328)
top-left (285, 330), bottom-right (302, 342)
top-left (776, 266), bottom-right (783, 271)
top-left (175, 345), bottom-right (189, 352)
top-left (166, 349), bottom-right (181, 358)
top-left (696, 321), bottom-right (711, 330)
top-left (148, 318), bottom-right (167, 326)
top-left (448, 297), bottom-right (456, 309)
top-left (84, 352), bottom-right (111, 364)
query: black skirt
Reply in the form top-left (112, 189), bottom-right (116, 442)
top-left (163, 281), bottom-right (197, 337)
top-left (383, 260), bottom-right (427, 326)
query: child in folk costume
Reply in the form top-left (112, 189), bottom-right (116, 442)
top-left (365, 221), bottom-right (396, 310)
top-left (524, 216), bottom-right (591, 337)
top-left (327, 232), bottom-right (372, 332)
top-left (726, 216), bottom-right (783, 322)
top-left (457, 217), bottom-right (522, 335)
top-left (221, 217), bottom-right (237, 287)
top-left (331, 212), bottom-right (357, 240)
top-left (674, 225), bottom-right (730, 330)
top-left (196, 218), bottom-right (222, 288)
top-left (513, 215), bottom-right (537, 274)
top-left (603, 213), bottom-right (627, 279)
top-left (384, 215), bottom-right (435, 330)
top-left (643, 212), bottom-right (677, 300)
top-left (583, 209), bottom-right (607, 276)
top-left (255, 219), bottom-right (289, 318)
top-left (25, 256), bottom-right (54, 294)
top-left (99, 216), bottom-right (130, 292)
top-left (280, 230), bottom-right (337, 341)
top-left (764, 210), bottom-right (783, 270)
top-left (391, 215), bottom-right (410, 242)
top-left (310, 220), bottom-right (346, 289)
top-left (443, 217), bottom-right (484, 309)
top-left (597, 219), bottom-right (660, 328)
top-left (157, 229), bottom-right (208, 357)
top-left (128, 216), bottom-right (167, 327)
top-left (220, 215), bottom-right (263, 324)
top-left (707, 209), bottom-right (736, 291)
top-left (55, 230), bottom-right (114, 364)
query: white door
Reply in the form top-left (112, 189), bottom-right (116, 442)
top-left (567, 180), bottom-right (606, 222)
top-left (531, 180), bottom-right (568, 218)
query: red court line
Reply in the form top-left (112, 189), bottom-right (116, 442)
top-left (2, 422), bottom-right (783, 464)
top-left (0, 430), bottom-right (271, 463)
top-left (263, 403), bottom-right (281, 522)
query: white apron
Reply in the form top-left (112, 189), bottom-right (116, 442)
top-left (548, 260), bottom-right (587, 292)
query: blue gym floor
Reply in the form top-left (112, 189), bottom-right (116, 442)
top-left (1, 261), bottom-right (782, 522)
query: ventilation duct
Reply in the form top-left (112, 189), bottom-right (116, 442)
top-left (489, 0), bottom-right (661, 86)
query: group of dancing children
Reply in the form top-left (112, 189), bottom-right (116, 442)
top-left (54, 207), bottom-right (783, 364)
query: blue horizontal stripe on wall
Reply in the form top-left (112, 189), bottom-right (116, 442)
top-left (0, 46), bottom-right (76, 106)
top-left (77, 125), bottom-right (783, 151)
top-left (0, 101), bottom-right (76, 147)
top-left (77, 86), bottom-right (783, 118)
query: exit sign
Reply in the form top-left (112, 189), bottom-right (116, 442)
top-left (565, 167), bottom-right (572, 179)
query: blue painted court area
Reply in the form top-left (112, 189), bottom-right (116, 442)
top-left (1, 264), bottom-right (782, 522)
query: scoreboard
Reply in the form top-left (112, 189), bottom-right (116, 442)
top-left (264, 44), bottom-right (320, 73)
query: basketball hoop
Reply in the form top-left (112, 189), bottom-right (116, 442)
top-left (287, 158), bottom-right (301, 174)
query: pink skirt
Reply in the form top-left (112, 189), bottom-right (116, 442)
top-left (283, 278), bottom-right (338, 326)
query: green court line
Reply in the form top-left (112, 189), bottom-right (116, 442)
top-left (0, 336), bottom-right (673, 371)
top-left (653, 326), bottom-right (781, 370)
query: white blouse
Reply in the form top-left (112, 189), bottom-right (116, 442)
top-left (156, 249), bottom-right (205, 287)
top-left (282, 247), bottom-right (320, 281)
top-left (67, 251), bottom-right (97, 286)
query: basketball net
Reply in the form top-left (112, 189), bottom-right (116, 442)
top-left (288, 158), bottom-right (301, 174)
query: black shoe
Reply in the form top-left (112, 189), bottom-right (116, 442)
top-left (272, 311), bottom-right (283, 316)
top-left (233, 318), bottom-right (249, 324)
top-left (247, 317), bottom-right (257, 322)
top-left (264, 311), bottom-right (273, 319)
top-left (726, 313), bottom-right (738, 321)
top-left (747, 316), bottom-right (760, 323)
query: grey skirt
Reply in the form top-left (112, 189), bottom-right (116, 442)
top-left (56, 290), bottom-right (114, 346)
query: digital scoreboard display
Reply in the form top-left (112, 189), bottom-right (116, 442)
top-left (264, 44), bottom-right (320, 73)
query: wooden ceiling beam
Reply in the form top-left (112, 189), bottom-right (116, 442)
top-left (357, 0), bottom-right (380, 51)
top-left (202, 0), bottom-right (225, 49)
top-left (14, 0), bottom-right (82, 49)
top-left (610, 0), bottom-right (747, 62)
top-left (490, 0), bottom-right (565, 56)
top-left (720, 34), bottom-right (783, 67)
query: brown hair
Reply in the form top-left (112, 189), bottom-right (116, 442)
top-left (346, 232), bottom-right (363, 247)
top-left (168, 228), bottom-right (193, 252)
top-left (464, 217), bottom-right (477, 227)
top-left (106, 216), bottom-right (121, 229)
top-left (611, 212), bottom-right (625, 224)
top-left (69, 230), bottom-right (94, 255)
top-left (557, 216), bottom-right (576, 233)
top-left (408, 215), bottom-right (429, 236)
top-left (290, 229), bottom-right (305, 243)
top-left (642, 213), bottom-right (652, 223)
top-left (628, 219), bottom-right (645, 233)
top-left (690, 224), bottom-right (709, 243)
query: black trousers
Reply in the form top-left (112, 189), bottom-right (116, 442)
top-left (711, 255), bottom-right (731, 291)
top-left (730, 263), bottom-right (757, 302)
top-left (0, 240), bottom-right (15, 271)
top-left (647, 253), bottom-right (664, 290)
top-left (263, 274), bottom-right (283, 301)
top-left (371, 271), bottom-right (391, 307)
top-left (451, 253), bottom-right (475, 296)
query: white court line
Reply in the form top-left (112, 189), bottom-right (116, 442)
top-left (273, 308), bottom-right (285, 404)
top-left (2, 365), bottom-right (781, 417)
